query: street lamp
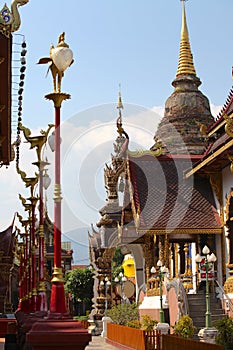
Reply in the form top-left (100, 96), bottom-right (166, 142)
top-left (114, 272), bottom-right (127, 303)
top-left (38, 32), bottom-right (73, 316)
top-left (195, 245), bottom-right (217, 328)
top-left (18, 122), bottom-right (53, 314)
top-left (17, 169), bottom-right (39, 313)
top-left (151, 260), bottom-right (168, 323)
top-left (100, 277), bottom-right (111, 313)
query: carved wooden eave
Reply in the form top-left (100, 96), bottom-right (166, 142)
top-left (185, 137), bottom-right (233, 179)
top-left (0, 1), bottom-right (29, 37)
top-left (137, 227), bottom-right (223, 235)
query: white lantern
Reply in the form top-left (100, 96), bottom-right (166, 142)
top-left (52, 46), bottom-right (73, 72)
top-left (150, 266), bottom-right (156, 274)
top-left (202, 245), bottom-right (210, 255)
top-left (195, 253), bottom-right (202, 263)
top-left (43, 170), bottom-right (51, 190)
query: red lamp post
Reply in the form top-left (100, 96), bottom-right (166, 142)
top-left (18, 122), bottom-right (53, 314)
top-left (17, 173), bottom-right (38, 313)
top-left (34, 159), bottom-right (51, 313)
top-left (26, 33), bottom-right (91, 350)
top-left (42, 32), bottom-right (73, 316)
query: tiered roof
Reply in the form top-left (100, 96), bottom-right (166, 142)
top-left (123, 154), bottom-right (221, 235)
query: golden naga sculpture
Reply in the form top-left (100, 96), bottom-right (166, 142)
top-left (37, 32), bottom-right (74, 93)
top-left (0, 0), bottom-right (29, 33)
top-left (224, 114), bottom-right (233, 138)
top-left (18, 122), bottom-right (54, 162)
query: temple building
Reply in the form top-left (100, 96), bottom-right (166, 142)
top-left (89, 1), bottom-right (233, 332)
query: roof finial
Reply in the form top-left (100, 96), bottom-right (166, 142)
top-left (117, 83), bottom-right (124, 110)
top-left (176, 0), bottom-right (196, 77)
top-left (116, 84), bottom-right (124, 128)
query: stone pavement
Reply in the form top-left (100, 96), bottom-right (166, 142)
top-left (85, 335), bottom-right (120, 349)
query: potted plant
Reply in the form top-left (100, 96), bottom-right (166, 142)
top-left (214, 317), bottom-right (233, 350)
top-left (173, 315), bottom-right (196, 339)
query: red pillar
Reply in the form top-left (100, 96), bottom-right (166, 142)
top-left (36, 164), bottom-right (48, 313)
top-left (46, 92), bottom-right (70, 316)
top-left (31, 198), bottom-right (38, 312)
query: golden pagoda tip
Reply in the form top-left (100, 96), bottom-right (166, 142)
top-left (176, 0), bottom-right (196, 78)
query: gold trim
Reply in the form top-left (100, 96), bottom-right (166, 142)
top-left (225, 189), bottom-right (233, 223)
top-left (208, 119), bottom-right (226, 138)
top-left (45, 92), bottom-right (70, 108)
top-left (51, 267), bottom-right (64, 283)
top-left (137, 227), bottom-right (222, 235)
top-left (126, 158), bottom-right (140, 232)
top-left (224, 114), bottom-right (233, 138)
top-left (37, 281), bottom-right (46, 292)
top-left (127, 148), bottom-right (162, 158)
top-left (185, 138), bottom-right (233, 178)
top-left (54, 183), bottom-right (62, 202)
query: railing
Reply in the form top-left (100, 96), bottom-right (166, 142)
top-left (161, 335), bottom-right (224, 350)
top-left (144, 330), bottom-right (158, 350)
top-left (215, 279), bottom-right (233, 315)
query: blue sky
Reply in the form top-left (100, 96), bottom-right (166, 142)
top-left (1, 0), bottom-right (233, 264)
top-left (17, 0), bottom-right (233, 130)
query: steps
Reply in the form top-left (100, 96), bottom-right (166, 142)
top-left (187, 289), bottom-right (226, 334)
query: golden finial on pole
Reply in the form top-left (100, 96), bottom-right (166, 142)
top-left (37, 32), bottom-right (74, 94)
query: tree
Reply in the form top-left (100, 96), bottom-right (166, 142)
top-left (65, 267), bottom-right (94, 315)
top-left (112, 247), bottom-right (124, 280)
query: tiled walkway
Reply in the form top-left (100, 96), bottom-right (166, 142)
top-left (85, 336), bottom-right (120, 349)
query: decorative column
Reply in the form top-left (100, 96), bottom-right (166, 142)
top-left (143, 234), bottom-right (155, 286)
top-left (182, 243), bottom-right (193, 290)
top-left (195, 246), bottom-right (218, 343)
top-left (224, 190), bottom-right (233, 294)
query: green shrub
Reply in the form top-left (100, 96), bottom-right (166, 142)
top-left (173, 315), bottom-right (196, 339)
top-left (141, 315), bottom-right (158, 331)
top-left (73, 315), bottom-right (88, 321)
top-left (106, 302), bottom-right (140, 325)
top-left (214, 317), bottom-right (233, 349)
top-left (126, 320), bottom-right (142, 329)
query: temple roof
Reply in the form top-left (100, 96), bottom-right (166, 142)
top-left (0, 224), bottom-right (15, 259)
top-left (207, 85), bottom-right (233, 135)
top-left (125, 154), bottom-right (221, 234)
top-left (184, 85), bottom-right (233, 177)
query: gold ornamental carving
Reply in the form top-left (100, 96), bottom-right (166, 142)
top-left (0, 0), bottom-right (29, 36)
top-left (224, 114), bottom-right (233, 138)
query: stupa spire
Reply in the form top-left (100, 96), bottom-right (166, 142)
top-left (176, 0), bottom-right (196, 77)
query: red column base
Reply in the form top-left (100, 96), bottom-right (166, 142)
top-left (26, 319), bottom-right (91, 350)
top-left (49, 282), bottom-right (67, 315)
